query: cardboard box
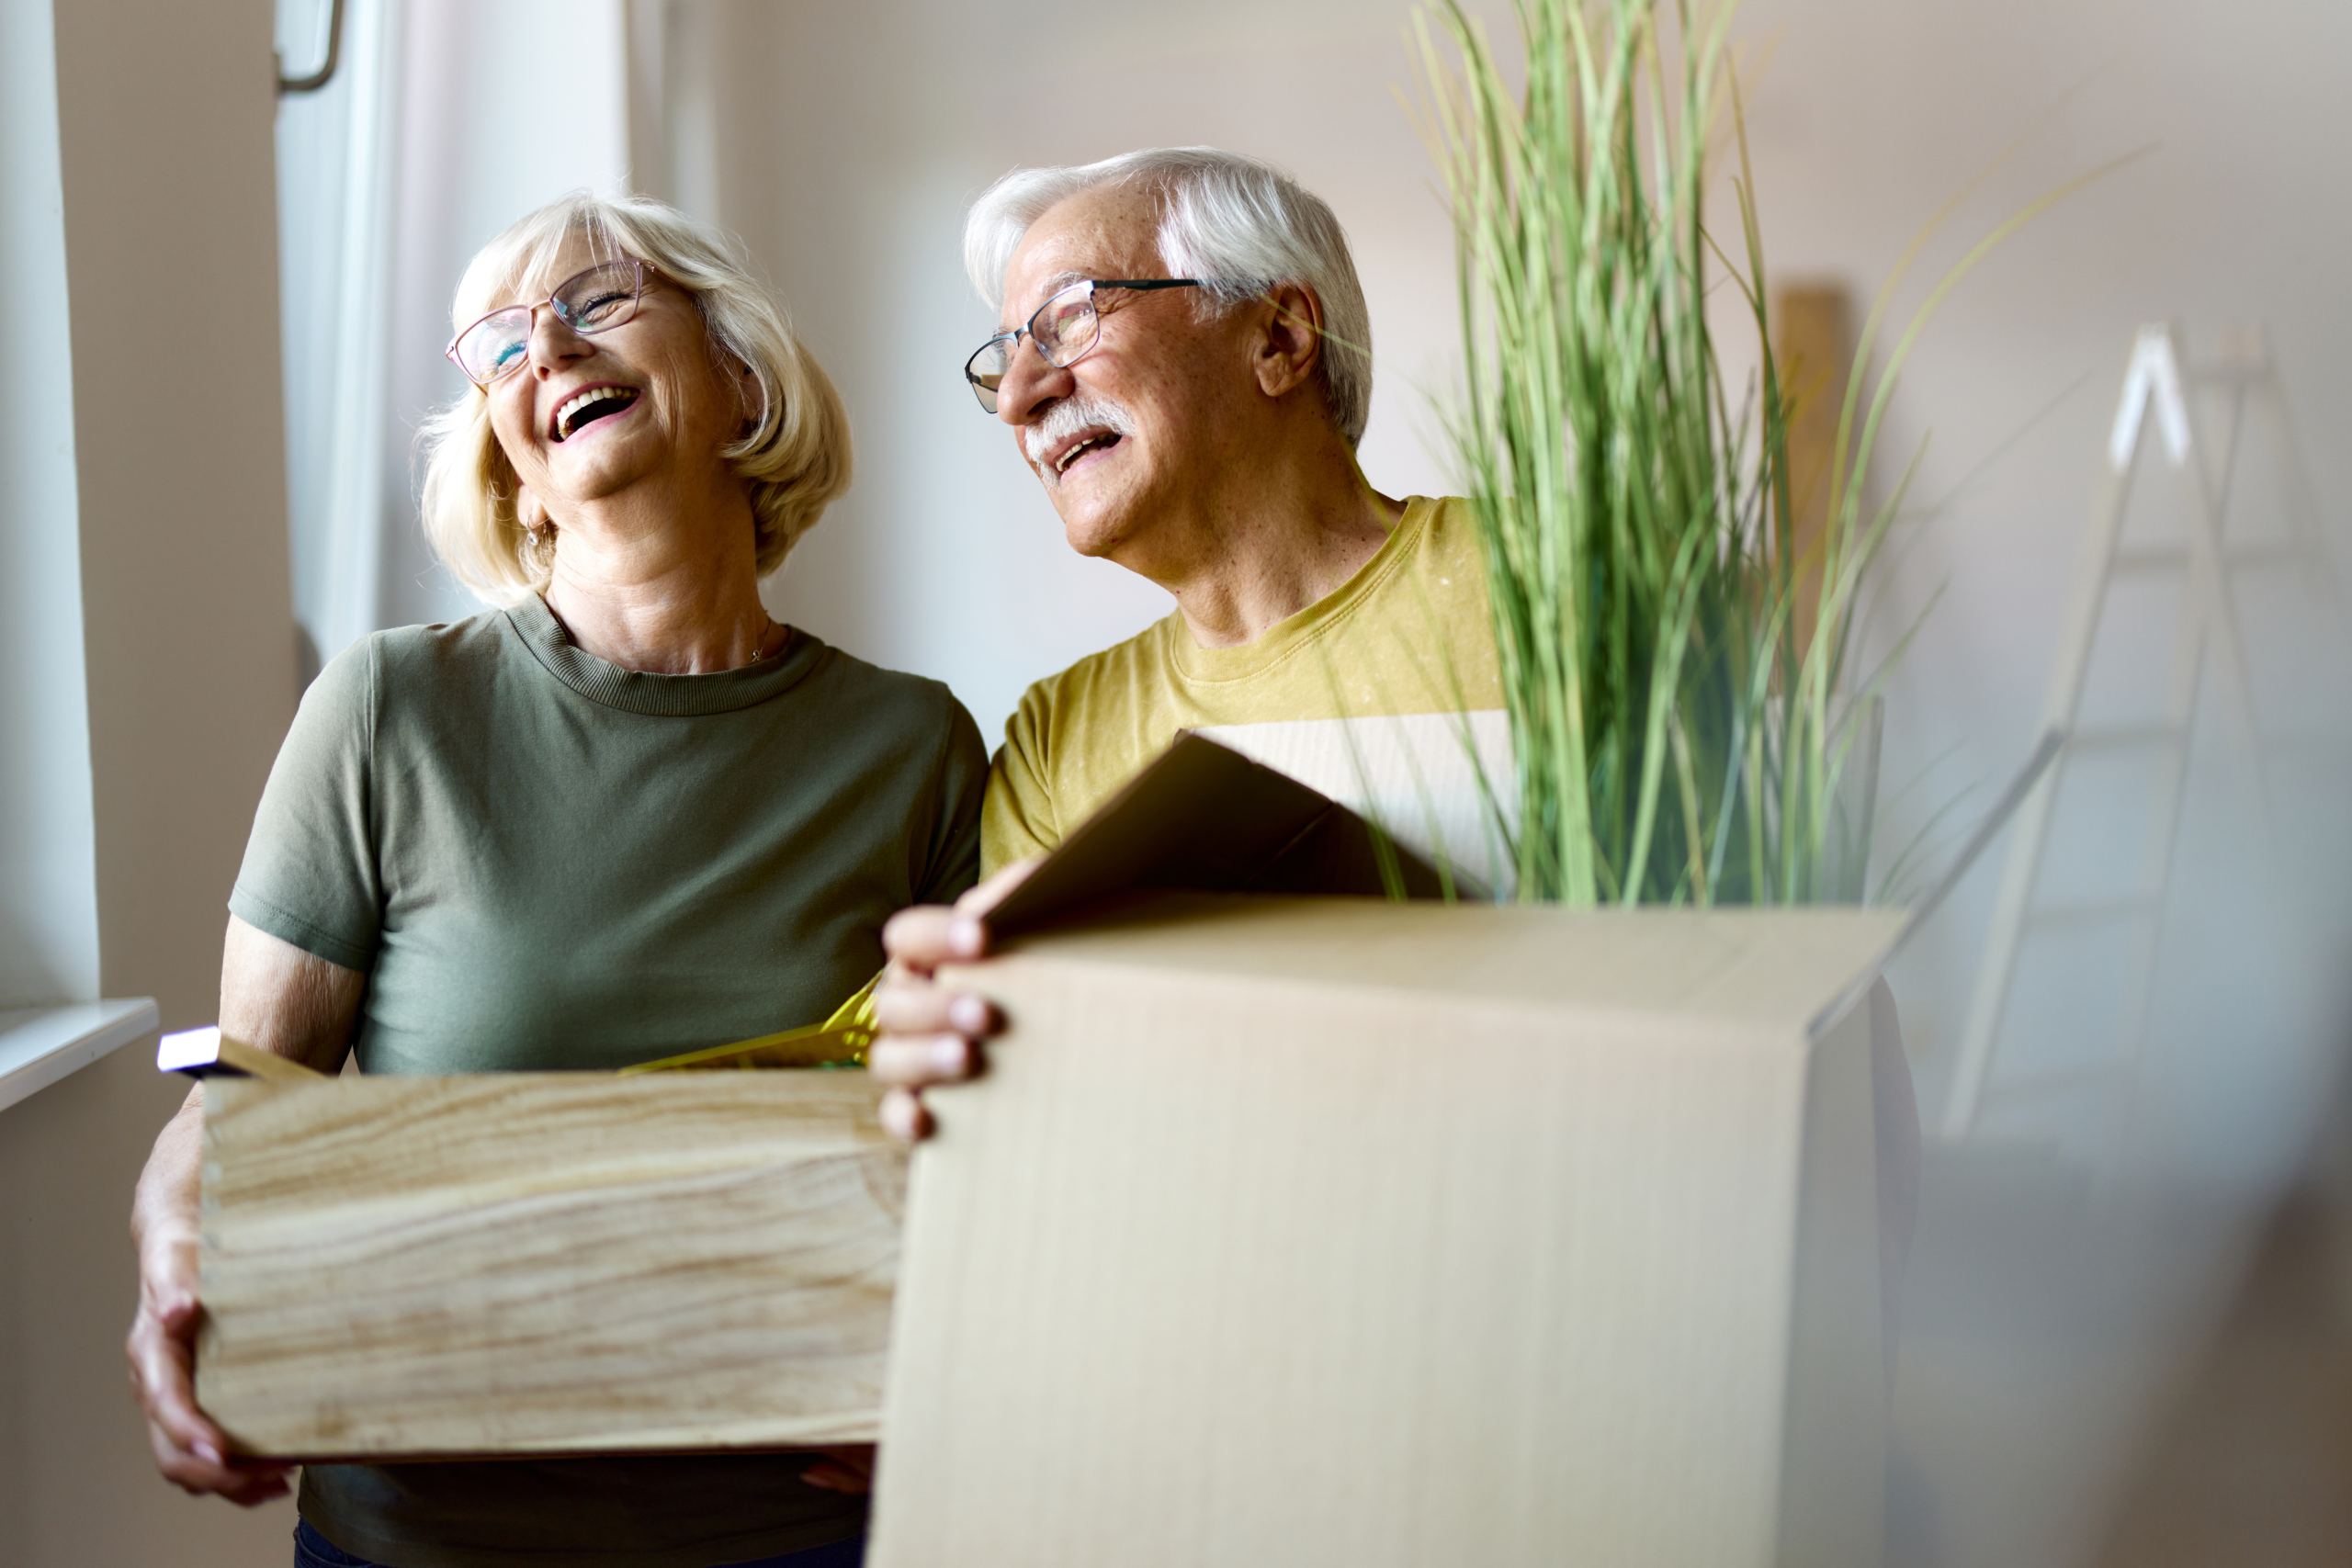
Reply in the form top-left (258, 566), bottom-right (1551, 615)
top-left (865, 740), bottom-right (1905, 1567)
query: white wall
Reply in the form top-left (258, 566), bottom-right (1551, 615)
top-left (1733, 0), bottom-right (2352, 1187)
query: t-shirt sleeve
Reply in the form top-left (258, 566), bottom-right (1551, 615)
top-left (913, 693), bottom-right (990, 908)
top-left (226, 637), bottom-right (382, 973)
top-left (979, 680), bottom-right (1061, 878)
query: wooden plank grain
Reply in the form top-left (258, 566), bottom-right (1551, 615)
top-left (198, 1072), bottom-right (899, 1458)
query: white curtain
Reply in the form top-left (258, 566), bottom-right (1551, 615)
top-left (274, 0), bottom-right (632, 671)
top-left (277, 0), bottom-right (401, 678)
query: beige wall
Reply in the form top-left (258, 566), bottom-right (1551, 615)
top-left (0, 0), bottom-right (300, 1562)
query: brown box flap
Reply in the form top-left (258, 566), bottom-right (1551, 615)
top-left (987, 731), bottom-right (1450, 938)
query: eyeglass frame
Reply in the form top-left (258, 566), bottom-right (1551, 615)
top-left (445, 258), bottom-right (651, 389)
top-left (963, 277), bottom-right (1210, 412)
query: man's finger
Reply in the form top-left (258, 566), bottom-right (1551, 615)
top-left (879, 1087), bottom-right (933, 1143)
top-left (868, 1033), bottom-right (977, 1089)
top-left (881, 905), bottom-right (988, 975)
top-left (874, 979), bottom-right (1000, 1039)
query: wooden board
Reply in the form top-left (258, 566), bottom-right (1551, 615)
top-left (871, 893), bottom-right (1902, 1568)
top-left (198, 1071), bottom-right (900, 1459)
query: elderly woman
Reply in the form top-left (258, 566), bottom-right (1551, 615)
top-left (125, 194), bottom-right (982, 1568)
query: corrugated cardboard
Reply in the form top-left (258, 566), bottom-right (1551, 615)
top-left (986, 731), bottom-right (1452, 932)
top-left (867, 736), bottom-right (1905, 1566)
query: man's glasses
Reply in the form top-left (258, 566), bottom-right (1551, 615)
top-left (447, 259), bottom-right (649, 388)
top-left (964, 277), bottom-right (1206, 412)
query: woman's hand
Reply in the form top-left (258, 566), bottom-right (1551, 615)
top-left (868, 859), bottom-right (1037, 1141)
top-left (127, 1127), bottom-right (295, 1506)
top-left (126, 914), bottom-right (365, 1501)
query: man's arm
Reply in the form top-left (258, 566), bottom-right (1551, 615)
top-left (127, 915), bottom-right (364, 1503)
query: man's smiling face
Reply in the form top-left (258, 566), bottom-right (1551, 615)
top-left (992, 183), bottom-right (1259, 566)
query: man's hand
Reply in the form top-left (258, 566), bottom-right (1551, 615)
top-left (869, 859), bottom-right (1037, 1141)
top-left (126, 1187), bottom-right (294, 1506)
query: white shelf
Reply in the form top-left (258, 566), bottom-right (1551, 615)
top-left (0, 998), bottom-right (160, 1114)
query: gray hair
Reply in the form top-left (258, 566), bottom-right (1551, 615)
top-left (964, 148), bottom-right (1372, 447)
top-left (417, 192), bottom-right (851, 603)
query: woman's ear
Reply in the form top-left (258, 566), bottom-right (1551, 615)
top-left (515, 482), bottom-right (549, 532)
top-left (735, 359), bottom-right (767, 435)
top-left (1251, 282), bottom-right (1325, 400)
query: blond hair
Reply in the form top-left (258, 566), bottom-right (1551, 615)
top-left (417, 193), bottom-right (851, 603)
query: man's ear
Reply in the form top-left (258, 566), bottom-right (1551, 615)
top-left (1250, 282), bottom-right (1325, 400)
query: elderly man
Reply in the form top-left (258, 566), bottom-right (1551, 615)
top-left (869, 145), bottom-right (1509, 1135)
top-left (869, 151), bottom-right (1918, 1307)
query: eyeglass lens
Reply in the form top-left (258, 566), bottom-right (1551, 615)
top-left (452, 260), bottom-right (644, 386)
top-left (966, 281), bottom-right (1101, 412)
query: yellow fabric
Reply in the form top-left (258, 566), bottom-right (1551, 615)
top-left (982, 495), bottom-right (1502, 874)
top-left (621, 972), bottom-right (881, 1073)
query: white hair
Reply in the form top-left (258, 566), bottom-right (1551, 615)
top-left (964, 148), bottom-right (1373, 447)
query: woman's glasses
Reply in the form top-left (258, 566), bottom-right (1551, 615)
top-left (447, 259), bottom-right (649, 388)
top-left (964, 277), bottom-right (1205, 412)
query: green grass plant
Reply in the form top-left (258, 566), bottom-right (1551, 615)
top-left (1411, 0), bottom-right (2092, 907)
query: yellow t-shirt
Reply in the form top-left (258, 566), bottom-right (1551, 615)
top-left (982, 495), bottom-right (1504, 874)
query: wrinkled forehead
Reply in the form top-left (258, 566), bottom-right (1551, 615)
top-left (451, 219), bottom-right (628, 329)
top-left (1001, 180), bottom-right (1167, 323)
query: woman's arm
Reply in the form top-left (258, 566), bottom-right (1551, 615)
top-left (127, 914), bottom-right (366, 1503)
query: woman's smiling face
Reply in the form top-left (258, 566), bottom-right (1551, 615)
top-left (476, 237), bottom-right (754, 518)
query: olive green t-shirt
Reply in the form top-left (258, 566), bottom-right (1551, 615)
top-left (982, 495), bottom-right (1503, 874)
top-left (229, 593), bottom-right (985, 1567)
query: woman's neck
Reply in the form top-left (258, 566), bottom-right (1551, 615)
top-left (540, 487), bottom-right (778, 674)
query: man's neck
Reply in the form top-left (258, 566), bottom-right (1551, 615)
top-left (1135, 446), bottom-right (1401, 651)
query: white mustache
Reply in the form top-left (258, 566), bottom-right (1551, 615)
top-left (1021, 393), bottom-right (1136, 480)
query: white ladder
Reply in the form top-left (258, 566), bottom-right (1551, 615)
top-left (1939, 322), bottom-right (2327, 1146)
